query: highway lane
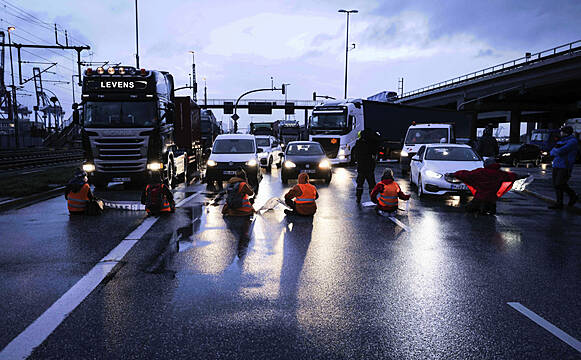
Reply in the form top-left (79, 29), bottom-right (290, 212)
top-left (1, 165), bottom-right (580, 359)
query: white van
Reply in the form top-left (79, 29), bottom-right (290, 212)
top-left (399, 124), bottom-right (455, 175)
top-left (255, 135), bottom-right (283, 171)
top-left (205, 134), bottom-right (263, 190)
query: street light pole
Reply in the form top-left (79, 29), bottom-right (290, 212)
top-left (7, 26), bottom-right (19, 147)
top-left (203, 78), bottom-right (207, 107)
top-left (134, 0), bottom-right (140, 68)
top-left (189, 51), bottom-right (197, 101)
top-left (338, 9), bottom-right (357, 99)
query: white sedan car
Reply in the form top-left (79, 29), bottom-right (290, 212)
top-left (410, 144), bottom-right (484, 197)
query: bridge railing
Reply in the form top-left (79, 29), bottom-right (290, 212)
top-left (400, 40), bottom-right (581, 99)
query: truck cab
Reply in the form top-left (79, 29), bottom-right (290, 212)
top-left (309, 99), bottom-right (363, 164)
top-left (400, 124), bottom-right (455, 175)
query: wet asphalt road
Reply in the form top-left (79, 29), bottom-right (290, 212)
top-left (1, 165), bottom-right (580, 359)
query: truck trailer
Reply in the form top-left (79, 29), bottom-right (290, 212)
top-left (309, 99), bottom-right (473, 164)
top-left (76, 65), bottom-right (203, 188)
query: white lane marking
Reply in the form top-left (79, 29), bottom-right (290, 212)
top-left (124, 216), bottom-right (159, 240)
top-left (387, 216), bottom-right (410, 232)
top-left (508, 302), bottom-right (581, 353)
top-left (0, 190), bottom-right (203, 359)
top-left (175, 191), bottom-right (201, 208)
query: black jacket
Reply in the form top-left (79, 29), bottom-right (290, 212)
top-left (476, 135), bottom-right (499, 157)
top-left (352, 138), bottom-right (376, 172)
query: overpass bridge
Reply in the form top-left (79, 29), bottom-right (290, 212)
top-left (396, 40), bottom-right (581, 142)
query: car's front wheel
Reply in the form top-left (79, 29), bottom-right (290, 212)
top-left (417, 174), bottom-right (424, 199)
top-left (409, 169), bottom-right (416, 189)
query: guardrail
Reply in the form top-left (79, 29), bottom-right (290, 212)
top-left (0, 149), bottom-right (84, 171)
top-left (400, 40), bottom-right (581, 99)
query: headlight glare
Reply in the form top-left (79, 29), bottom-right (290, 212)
top-left (246, 159), bottom-right (257, 167)
top-left (425, 170), bottom-right (442, 178)
top-left (206, 160), bottom-right (217, 167)
top-left (319, 160), bottom-right (331, 169)
top-left (147, 162), bottom-right (163, 171)
top-left (284, 161), bottom-right (296, 168)
top-left (401, 150), bottom-right (408, 157)
top-left (82, 163), bottom-right (95, 172)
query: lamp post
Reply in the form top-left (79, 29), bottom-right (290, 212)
top-left (203, 77), bottom-right (207, 107)
top-left (134, 0), bottom-right (139, 68)
top-left (188, 50), bottom-right (197, 101)
top-left (338, 9), bottom-right (357, 99)
top-left (7, 26), bottom-right (19, 147)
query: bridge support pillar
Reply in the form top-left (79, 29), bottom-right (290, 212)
top-left (304, 109), bottom-right (309, 128)
top-left (509, 109), bottom-right (521, 144)
top-left (469, 112), bottom-right (478, 140)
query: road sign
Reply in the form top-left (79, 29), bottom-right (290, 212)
top-left (231, 113), bottom-right (240, 121)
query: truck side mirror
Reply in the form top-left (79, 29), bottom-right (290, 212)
top-left (72, 108), bottom-right (80, 125)
top-left (257, 148), bottom-right (264, 153)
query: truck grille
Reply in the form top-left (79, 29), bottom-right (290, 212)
top-left (93, 137), bottom-right (147, 172)
top-left (312, 138), bottom-right (340, 158)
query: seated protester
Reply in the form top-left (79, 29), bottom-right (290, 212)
top-left (141, 175), bottom-right (175, 215)
top-left (222, 168), bottom-right (255, 216)
top-left (370, 168), bottom-right (410, 213)
top-left (448, 158), bottom-right (522, 215)
top-left (284, 173), bottom-right (319, 216)
top-left (65, 168), bottom-right (94, 215)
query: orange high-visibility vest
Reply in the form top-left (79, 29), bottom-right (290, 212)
top-left (145, 184), bottom-right (172, 214)
top-left (378, 182), bottom-right (400, 210)
top-left (237, 182), bottom-right (253, 214)
top-left (296, 184), bottom-right (317, 205)
top-left (67, 183), bottom-right (90, 213)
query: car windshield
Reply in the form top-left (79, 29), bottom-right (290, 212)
top-left (255, 138), bottom-right (270, 147)
top-left (286, 143), bottom-right (324, 156)
top-left (405, 128), bottom-right (449, 144)
top-left (311, 112), bottom-right (347, 129)
top-left (212, 139), bottom-right (255, 154)
top-left (425, 147), bottom-right (480, 161)
top-left (531, 132), bottom-right (549, 141)
top-left (84, 101), bottom-right (156, 127)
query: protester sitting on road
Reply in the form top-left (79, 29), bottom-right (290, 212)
top-left (548, 125), bottom-right (578, 209)
top-left (222, 168), bottom-right (255, 216)
top-left (65, 168), bottom-right (95, 215)
top-left (447, 158), bottom-right (523, 215)
top-left (284, 172), bottom-right (319, 216)
top-left (141, 175), bottom-right (175, 215)
top-left (370, 168), bottom-right (410, 214)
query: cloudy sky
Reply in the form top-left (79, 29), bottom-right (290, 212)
top-left (2, 0), bottom-right (581, 130)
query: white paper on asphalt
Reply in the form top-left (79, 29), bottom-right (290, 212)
top-left (257, 197), bottom-right (290, 213)
top-left (511, 175), bottom-right (535, 192)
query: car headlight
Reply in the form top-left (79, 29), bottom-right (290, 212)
top-left (82, 163), bottom-right (95, 172)
top-left (338, 148), bottom-right (346, 156)
top-left (319, 160), bottom-right (331, 169)
top-left (541, 151), bottom-right (548, 156)
top-left (425, 170), bottom-right (442, 178)
top-left (246, 159), bottom-right (257, 167)
top-left (284, 161), bottom-right (296, 168)
top-left (401, 150), bottom-right (408, 157)
top-left (147, 162), bottom-right (163, 171)
top-left (206, 159), bottom-right (217, 167)
top-left (502, 153), bottom-right (511, 157)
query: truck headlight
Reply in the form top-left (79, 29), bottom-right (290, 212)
top-left (425, 170), bottom-right (442, 178)
top-left (246, 159), bottom-right (257, 167)
top-left (338, 148), bottom-right (346, 156)
top-left (401, 150), bottom-right (408, 157)
top-left (206, 159), bottom-right (217, 167)
top-left (82, 163), bottom-right (95, 173)
top-left (319, 160), bottom-right (331, 169)
top-left (502, 153), bottom-right (511, 157)
top-left (284, 161), bottom-right (296, 168)
top-left (147, 162), bottom-right (163, 171)
top-left (541, 151), bottom-right (548, 156)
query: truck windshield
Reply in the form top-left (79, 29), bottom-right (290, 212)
top-left (212, 139), bottom-right (255, 154)
top-left (282, 128), bottom-right (299, 135)
top-left (84, 101), bottom-right (156, 127)
top-left (405, 128), bottom-right (448, 144)
top-left (311, 113), bottom-right (347, 130)
top-left (425, 147), bottom-right (480, 161)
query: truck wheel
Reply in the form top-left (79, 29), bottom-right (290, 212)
top-left (166, 158), bottom-right (176, 188)
top-left (266, 156), bottom-right (273, 173)
top-left (183, 154), bottom-right (189, 184)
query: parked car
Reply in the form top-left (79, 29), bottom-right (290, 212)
top-left (205, 134), bottom-right (263, 191)
top-left (497, 143), bottom-right (541, 167)
top-left (410, 144), bottom-right (483, 198)
top-left (255, 135), bottom-right (283, 171)
top-left (281, 141), bottom-right (332, 184)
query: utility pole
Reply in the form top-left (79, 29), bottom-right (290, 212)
top-left (135, 0), bottom-right (140, 68)
top-left (338, 9), bottom-right (358, 99)
top-left (7, 26), bottom-right (19, 147)
top-left (203, 77), bottom-right (207, 107)
top-left (189, 51), bottom-right (197, 101)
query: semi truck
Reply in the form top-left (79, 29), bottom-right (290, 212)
top-left (249, 121), bottom-right (278, 137)
top-left (277, 120), bottom-right (301, 147)
top-left (308, 99), bottom-right (473, 165)
top-left (201, 109), bottom-right (220, 150)
top-left (76, 65), bottom-right (203, 188)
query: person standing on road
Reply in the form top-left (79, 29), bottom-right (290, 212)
top-left (476, 125), bottom-right (499, 160)
top-left (284, 173), bottom-right (319, 216)
top-left (222, 168), bottom-right (255, 216)
top-left (447, 158), bottom-right (523, 215)
top-left (141, 175), bottom-right (175, 215)
top-left (352, 129), bottom-right (378, 203)
top-left (548, 126), bottom-right (578, 209)
top-left (370, 168), bottom-right (410, 214)
top-left (65, 168), bottom-right (94, 215)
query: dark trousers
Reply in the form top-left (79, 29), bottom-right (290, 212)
top-left (356, 170), bottom-right (375, 199)
top-left (552, 168), bottom-right (576, 204)
top-left (466, 198), bottom-right (496, 214)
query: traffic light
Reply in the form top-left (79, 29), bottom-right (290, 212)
top-left (281, 84), bottom-right (286, 95)
top-left (285, 102), bottom-right (295, 115)
top-left (313, 92), bottom-right (317, 101)
top-left (223, 101), bottom-right (234, 114)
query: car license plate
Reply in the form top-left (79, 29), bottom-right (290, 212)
top-left (451, 184), bottom-right (467, 190)
top-left (223, 170), bottom-right (236, 175)
top-left (300, 169), bottom-right (316, 174)
top-left (111, 177), bottom-right (131, 182)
